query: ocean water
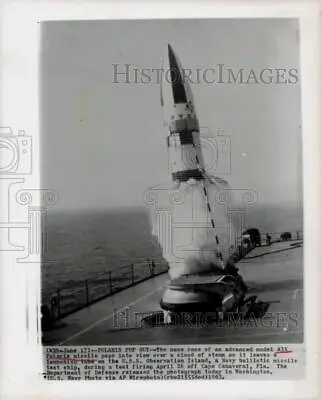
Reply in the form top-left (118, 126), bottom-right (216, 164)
top-left (41, 203), bottom-right (303, 302)
top-left (42, 208), bottom-right (164, 299)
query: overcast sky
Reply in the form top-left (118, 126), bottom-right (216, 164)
top-left (41, 19), bottom-right (302, 211)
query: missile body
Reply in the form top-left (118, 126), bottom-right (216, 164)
top-left (160, 44), bottom-right (225, 268)
top-left (157, 46), bottom-right (239, 317)
top-left (161, 45), bottom-right (205, 183)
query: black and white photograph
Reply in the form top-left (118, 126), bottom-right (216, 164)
top-left (40, 18), bottom-right (303, 353)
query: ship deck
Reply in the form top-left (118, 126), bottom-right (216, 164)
top-left (42, 241), bottom-right (303, 346)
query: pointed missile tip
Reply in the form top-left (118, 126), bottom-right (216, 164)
top-left (167, 43), bottom-right (175, 55)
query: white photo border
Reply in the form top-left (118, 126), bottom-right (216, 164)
top-left (0, 1), bottom-right (320, 399)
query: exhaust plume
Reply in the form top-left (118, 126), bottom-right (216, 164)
top-left (151, 177), bottom-right (236, 279)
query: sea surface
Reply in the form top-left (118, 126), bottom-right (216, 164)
top-left (42, 203), bottom-right (303, 303)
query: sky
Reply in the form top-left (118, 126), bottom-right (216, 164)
top-left (41, 19), bottom-right (302, 211)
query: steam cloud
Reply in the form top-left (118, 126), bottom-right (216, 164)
top-left (151, 177), bottom-right (236, 279)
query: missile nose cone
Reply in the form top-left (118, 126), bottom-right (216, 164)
top-left (160, 45), bottom-right (204, 181)
top-left (167, 44), bottom-right (177, 67)
top-left (167, 45), bottom-right (187, 104)
top-left (161, 45), bottom-right (195, 111)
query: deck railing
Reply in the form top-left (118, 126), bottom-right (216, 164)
top-left (46, 259), bottom-right (168, 320)
top-left (259, 230), bottom-right (303, 243)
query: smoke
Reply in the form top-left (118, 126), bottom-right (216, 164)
top-left (150, 177), bottom-right (236, 279)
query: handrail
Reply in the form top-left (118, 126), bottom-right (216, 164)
top-left (45, 258), bottom-right (168, 320)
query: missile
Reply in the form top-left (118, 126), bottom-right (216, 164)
top-left (160, 44), bottom-right (224, 267)
top-left (160, 44), bottom-right (206, 183)
top-left (158, 46), bottom-right (240, 319)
